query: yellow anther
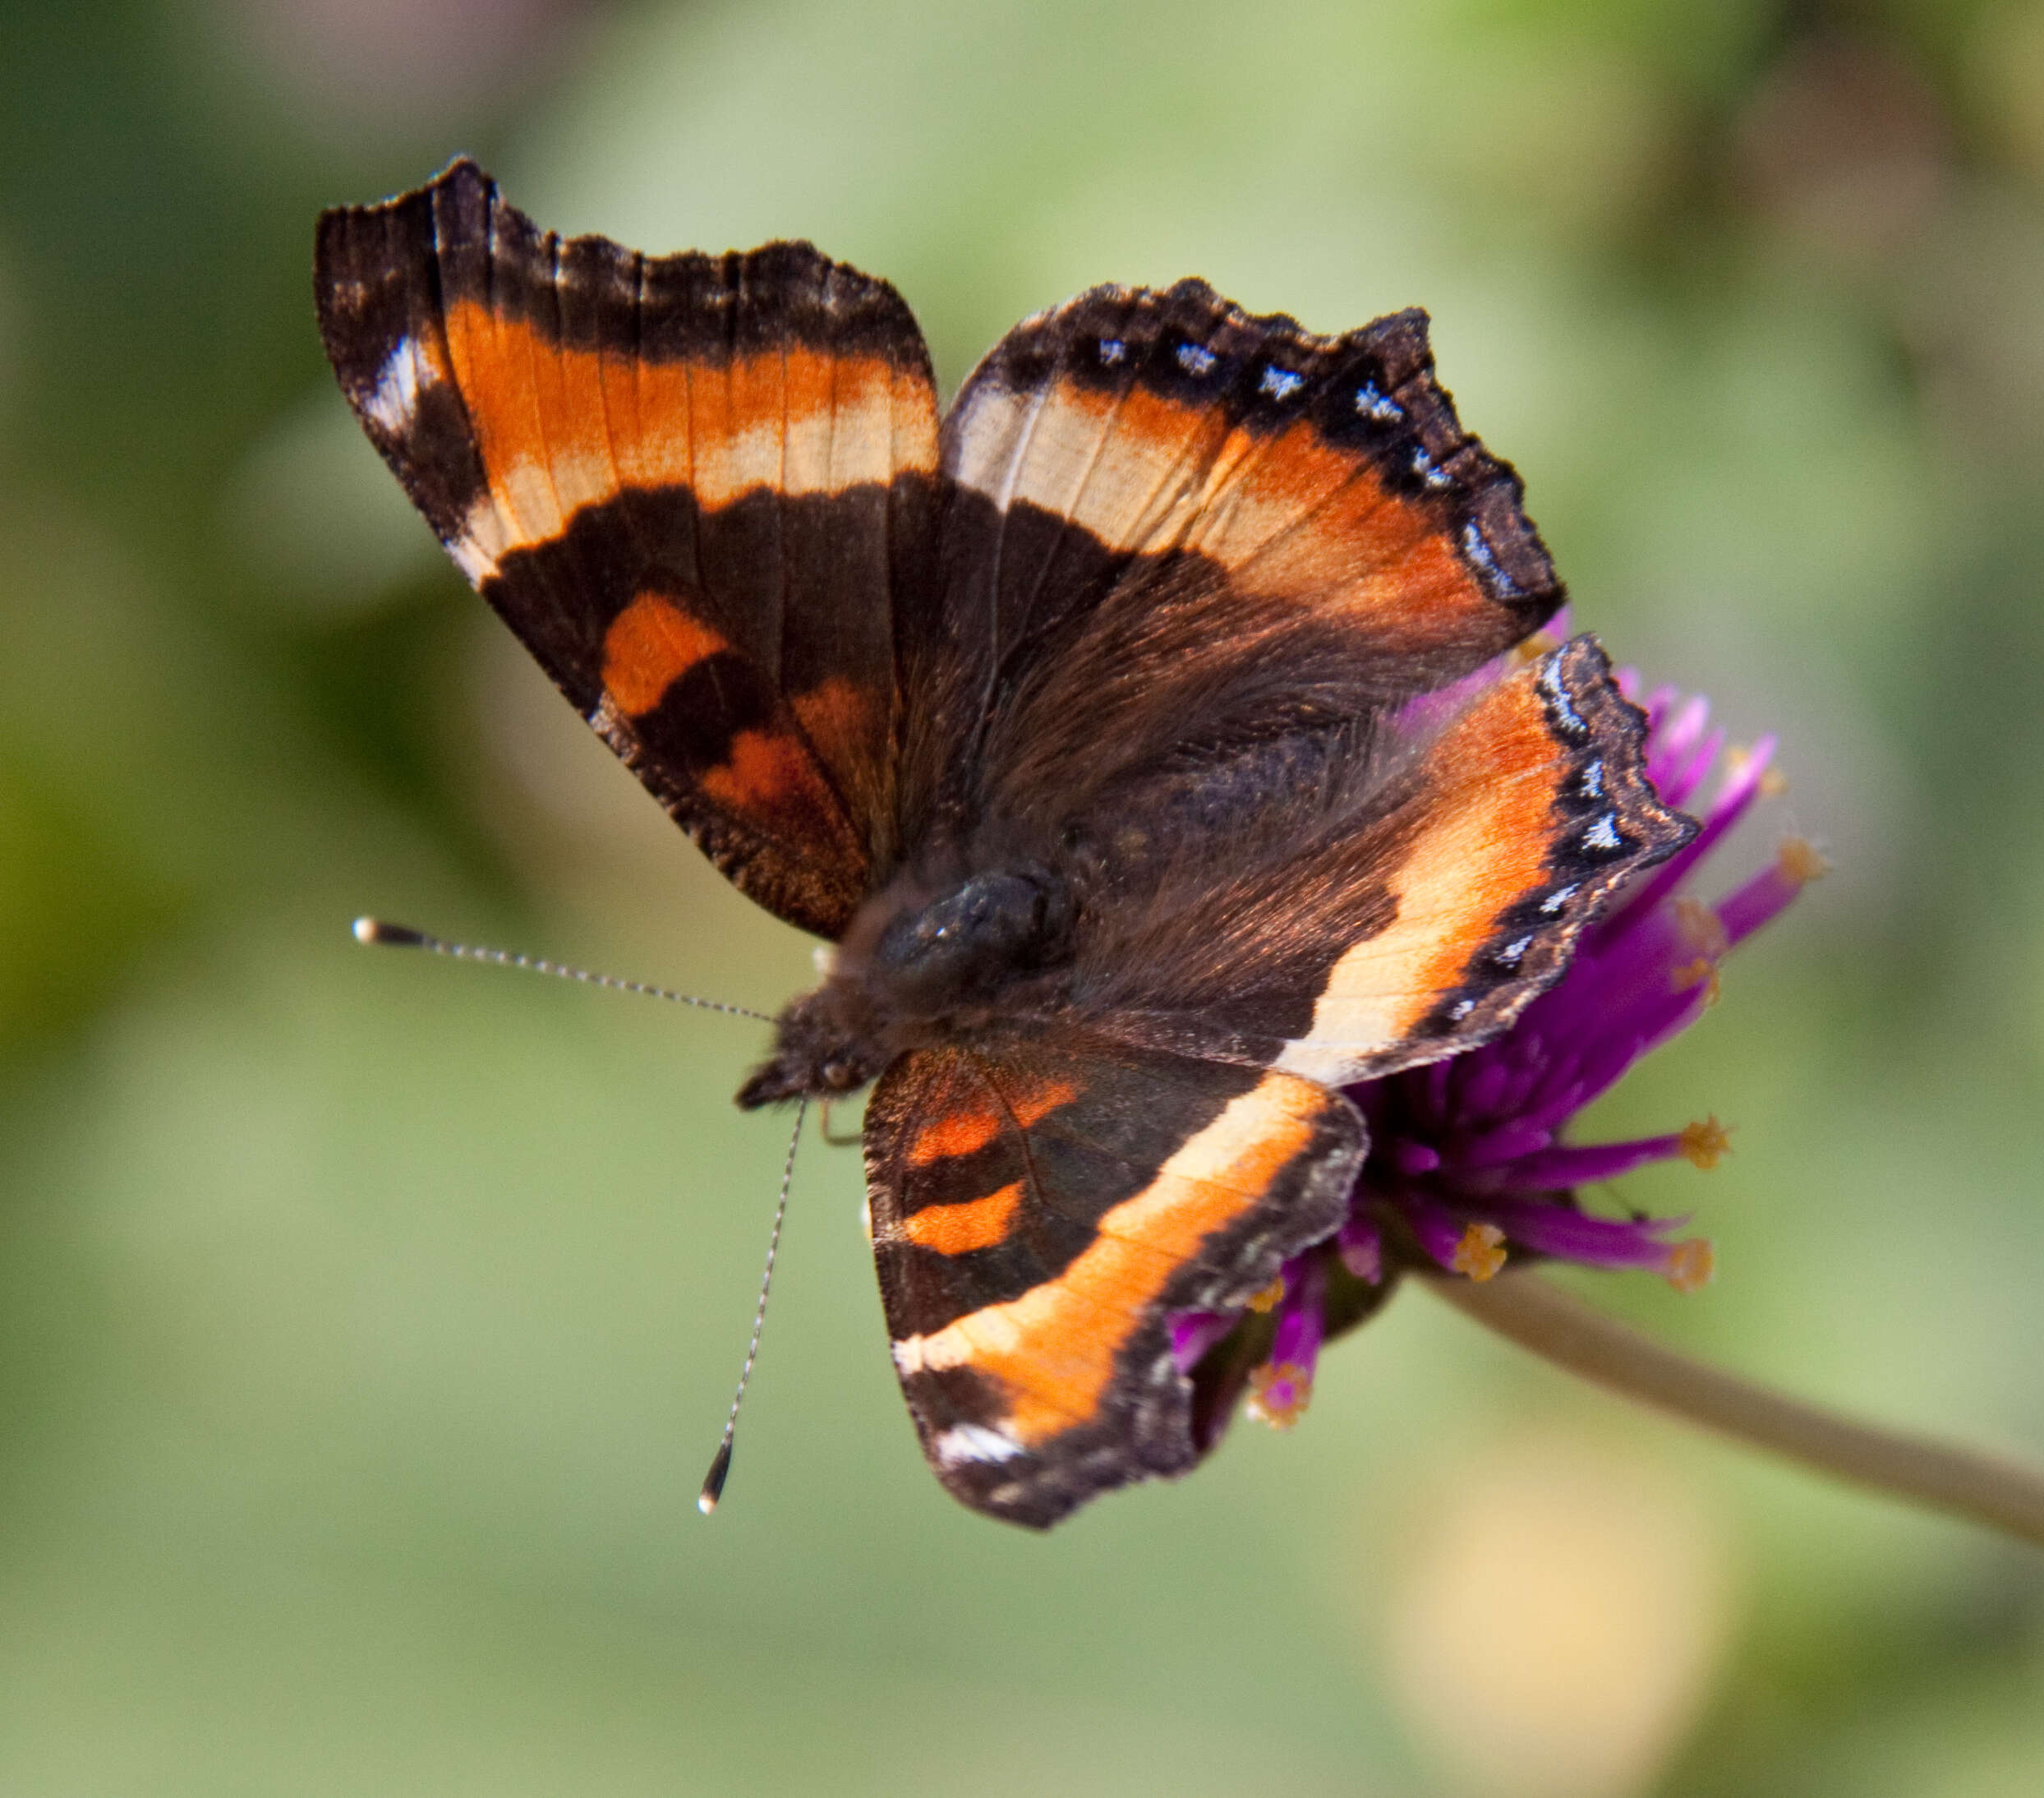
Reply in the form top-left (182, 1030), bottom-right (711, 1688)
top-left (1727, 746), bottom-right (1788, 797)
top-left (1246, 1362), bottom-right (1312, 1428)
top-left (1674, 897), bottom-right (1730, 959)
top-left (1671, 957), bottom-right (1722, 1005)
top-left (1452, 1222), bottom-right (1508, 1282)
top-left (1245, 1275), bottom-right (1287, 1314)
top-left (1778, 837), bottom-right (1829, 884)
top-left (1512, 629), bottom-right (1563, 664)
top-left (1664, 1238), bottom-right (1715, 1293)
top-left (1681, 1116), bottom-right (1730, 1169)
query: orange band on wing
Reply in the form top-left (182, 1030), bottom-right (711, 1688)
top-left (601, 594), bottom-right (730, 717)
top-left (438, 299), bottom-right (933, 555)
top-left (901, 1181), bottom-right (1024, 1256)
top-left (894, 1072), bottom-right (1326, 1443)
top-left (1274, 663), bottom-right (1569, 1078)
top-left (946, 376), bottom-right (1486, 638)
top-left (909, 1105), bottom-right (1001, 1166)
top-left (789, 675), bottom-right (883, 795)
top-left (1219, 419), bottom-right (1473, 629)
top-left (1394, 671), bottom-right (1563, 1005)
top-left (906, 1076), bottom-right (1079, 1167)
top-left (698, 728), bottom-right (843, 832)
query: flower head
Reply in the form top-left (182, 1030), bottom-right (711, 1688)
top-left (1179, 665), bottom-right (1822, 1447)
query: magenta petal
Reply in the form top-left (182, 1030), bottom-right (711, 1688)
top-left (1558, 980), bottom-right (1713, 1114)
top-left (1558, 934), bottom-right (1716, 1075)
top-left (1389, 1140), bottom-right (1442, 1175)
top-left (1708, 735), bottom-right (1778, 826)
top-left (1609, 736), bottom-right (1775, 932)
top-left (1268, 1256), bottom-right (1327, 1373)
top-left (1442, 1122), bottom-right (1554, 1170)
top-left (1416, 1056), bottom-right (1455, 1125)
top-left (1338, 1212), bottom-right (1384, 1282)
top-left (1632, 984), bottom-right (1715, 1063)
top-left (1716, 854), bottom-right (1809, 946)
top-left (1473, 1194), bottom-right (1690, 1269)
top-left (1522, 1031), bottom-right (1646, 1130)
top-left (1171, 1311), bottom-right (1235, 1375)
top-left (1456, 1057), bottom-right (1514, 1122)
top-left (1488, 1133), bottom-right (1687, 1191)
top-left (1398, 1189), bottom-right (1477, 1271)
top-left (1557, 902), bottom-right (1700, 1020)
top-left (1644, 695), bottom-right (1710, 791)
top-left (1655, 726), bottom-right (1725, 812)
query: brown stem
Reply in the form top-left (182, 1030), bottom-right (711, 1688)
top-left (1422, 1270), bottom-right (2044, 1550)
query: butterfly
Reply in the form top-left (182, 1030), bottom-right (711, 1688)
top-left (315, 159), bottom-right (1689, 1528)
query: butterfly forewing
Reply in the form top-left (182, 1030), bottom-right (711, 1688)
top-left (935, 279), bottom-right (1562, 720)
top-left (315, 159), bottom-right (941, 938)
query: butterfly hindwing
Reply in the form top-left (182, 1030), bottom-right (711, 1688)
top-left (1071, 636), bottom-right (1693, 1084)
top-left (315, 159), bottom-right (941, 938)
top-left (865, 1029), bottom-right (1362, 1527)
top-left (1264, 639), bottom-right (1691, 1081)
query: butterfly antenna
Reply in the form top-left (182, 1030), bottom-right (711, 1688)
top-left (698, 1093), bottom-right (807, 1514)
top-left (351, 917), bottom-right (771, 1022)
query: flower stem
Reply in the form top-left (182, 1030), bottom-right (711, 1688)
top-left (1423, 1270), bottom-right (2044, 1550)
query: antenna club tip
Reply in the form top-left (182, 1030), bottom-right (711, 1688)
top-left (698, 1440), bottom-right (733, 1514)
top-left (353, 918), bottom-right (426, 947)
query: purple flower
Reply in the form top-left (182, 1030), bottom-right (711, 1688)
top-left (1178, 665), bottom-right (1825, 1444)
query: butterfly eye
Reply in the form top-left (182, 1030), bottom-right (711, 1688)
top-left (822, 1058), bottom-right (860, 1090)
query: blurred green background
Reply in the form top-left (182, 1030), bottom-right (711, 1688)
top-left (4, 0), bottom-right (2043, 1791)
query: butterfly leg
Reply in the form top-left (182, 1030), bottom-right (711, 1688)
top-left (819, 1098), bottom-right (863, 1146)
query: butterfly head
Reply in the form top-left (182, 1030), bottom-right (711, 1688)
top-left (734, 983), bottom-right (890, 1109)
top-left (736, 863), bottom-right (1079, 1110)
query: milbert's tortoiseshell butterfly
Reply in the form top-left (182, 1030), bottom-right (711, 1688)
top-left (316, 160), bottom-right (1688, 1528)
